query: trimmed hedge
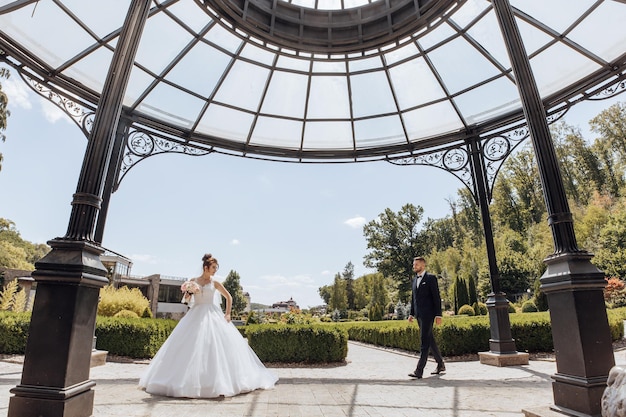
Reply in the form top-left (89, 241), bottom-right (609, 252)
top-left (1, 308), bottom-right (625, 360)
top-left (245, 324), bottom-right (348, 363)
top-left (95, 316), bottom-right (177, 358)
top-left (334, 309), bottom-right (626, 356)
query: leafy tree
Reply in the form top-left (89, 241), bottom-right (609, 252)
top-left (551, 122), bottom-right (605, 206)
top-left (0, 241), bottom-right (32, 270)
top-left (454, 277), bottom-right (469, 314)
top-left (329, 272), bottom-right (347, 313)
top-left (494, 227), bottom-right (534, 295)
top-left (363, 204), bottom-right (427, 302)
top-left (490, 145), bottom-right (545, 234)
top-left (0, 218), bottom-right (50, 269)
top-left (467, 274), bottom-right (478, 306)
top-left (589, 102), bottom-right (626, 198)
top-left (222, 270), bottom-right (247, 315)
top-left (342, 261), bottom-right (356, 310)
top-left (352, 273), bottom-right (373, 310)
top-left (318, 285), bottom-right (331, 305)
top-left (593, 203), bottom-right (626, 279)
top-left (0, 67), bottom-right (10, 171)
top-left (532, 278), bottom-right (549, 312)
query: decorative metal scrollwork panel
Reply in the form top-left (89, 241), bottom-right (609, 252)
top-left (22, 74), bottom-right (95, 136)
top-left (587, 76), bottom-right (626, 101)
top-left (116, 128), bottom-right (213, 190)
top-left (388, 145), bottom-right (475, 197)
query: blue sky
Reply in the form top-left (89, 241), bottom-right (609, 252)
top-left (1, 69), bottom-right (623, 308)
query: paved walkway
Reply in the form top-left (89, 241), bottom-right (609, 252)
top-left (1, 342), bottom-right (624, 417)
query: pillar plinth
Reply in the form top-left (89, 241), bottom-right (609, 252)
top-left (8, 239), bottom-right (108, 417)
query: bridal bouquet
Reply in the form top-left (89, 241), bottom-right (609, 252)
top-left (181, 280), bottom-right (201, 304)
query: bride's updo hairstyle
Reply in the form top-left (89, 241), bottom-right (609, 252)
top-left (202, 253), bottom-right (219, 271)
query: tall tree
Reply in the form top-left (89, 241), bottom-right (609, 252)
top-left (369, 274), bottom-right (388, 321)
top-left (363, 204), bottom-right (426, 302)
top-left (342, 261), bottom-right (356, 310)
top-left (222, 270), bottom-right (247, 315)
top-left (589, 102), bottom-right (626, 198)
top-left (329, 272), bottom-right (347, 312)
top-left (593, 202), bottom-right (626, 279)
top-left (318, 284), bottom-right (331, 305)
top-left (0, 67), bottom-right (10, 172)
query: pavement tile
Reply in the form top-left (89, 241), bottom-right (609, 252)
top-left (2, 341), bottom-right (619, 417)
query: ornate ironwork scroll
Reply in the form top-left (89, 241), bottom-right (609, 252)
top-left (587, 74), bottom-right (626, 101)
top-left (21, 74), bottom-right (95, 137)
top-left (115, 128), bottom-right (213, 190)
top-left (388, 144), bottom-right (475, 196)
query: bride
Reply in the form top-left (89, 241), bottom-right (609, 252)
top-left (138, 253), bottom-right (278, 398)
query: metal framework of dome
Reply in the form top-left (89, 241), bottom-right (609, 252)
top-left (1, 1), bottom-right (626, 417)
top-left (1, 0), bottom-right (624, 166)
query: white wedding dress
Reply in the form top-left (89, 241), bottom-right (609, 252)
top-left (138, 281), bottom-right (278, 398)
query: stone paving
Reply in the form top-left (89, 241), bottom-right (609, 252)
top-left (2, 342), bottom-right (623, 417)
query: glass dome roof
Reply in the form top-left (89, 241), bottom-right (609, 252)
top-left (0, 0), bottom-right (625, 162)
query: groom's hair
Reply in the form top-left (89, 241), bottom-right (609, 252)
top-left (413, 256), bottom-right (425, 262)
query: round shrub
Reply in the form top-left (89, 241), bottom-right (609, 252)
top-left (458, 304), bottom-right (475, 316)
top-left (521, 300), bottom-right (538, 313)
top-left (114, 309), bottom-right (140, 318)
top-left (508, 302), bottom-right (516, 313)
top-left (474, 302), bottom-right (488, 316)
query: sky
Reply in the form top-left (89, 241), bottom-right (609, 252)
top-left (1, 69), bottom-right (624, 308)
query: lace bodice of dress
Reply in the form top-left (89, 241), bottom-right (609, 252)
top-left (193, 281), bottom-right (217, 305)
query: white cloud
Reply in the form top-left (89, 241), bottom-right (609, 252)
top-left (230, 239), bottom-right (240, 245)
top-left (4, 77), bottom-right (32, 110)
top-left (344, 215), bottom-right (366, 228)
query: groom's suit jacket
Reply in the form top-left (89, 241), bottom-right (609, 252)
top-left (410, 271), bottom-right (442, 320)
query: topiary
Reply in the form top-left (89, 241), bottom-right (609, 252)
top-left (458, 304), bottom-right (475, 316)
top-left (521, 300), bottom-right (538, 313)
top-left (114, 309), bottom-right (140, 318)
top-left (473, 302), bottom-right (488, 316)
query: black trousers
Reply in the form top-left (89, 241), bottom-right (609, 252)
top-left (416, 315), bottom-right (443, 371)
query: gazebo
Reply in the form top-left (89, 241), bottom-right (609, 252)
top-left (1, 0), bottom-right (625, 416)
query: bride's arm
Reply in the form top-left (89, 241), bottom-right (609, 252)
top-left (214, 281), bottom-right (232, 322)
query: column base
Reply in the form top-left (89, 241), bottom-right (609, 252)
top-left (478, 351), bottom-right (529, 366)
top-left (9, 382), bottom-right (95, 417)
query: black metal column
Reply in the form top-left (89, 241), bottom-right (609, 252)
top-left (95, 117), bottom-right (130, 245)
top-left (492, 0), bottom-right (614, 415)
top-left (7, 2), bottom-right (151, 417)
top-left (468, 138), bottom-right (517, 354)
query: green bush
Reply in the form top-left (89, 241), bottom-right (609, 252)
top-left (521, 300), bottom-right (538, 313)
top-left (458, 304), bottom-right (475, 316)
top-left (474, 302), bottom-right (488, 316)
top-left (95, 316), bottom-right (177, 358)
top-left (245, 324), bottom-right (348, 363)
top-left (98, 285), bottom-right (151, 318)
top-left (508, 302), bottom-right (517, 313)
top-left (0, 311), bottom-right (30, 353)
top-left (114, 309), bottom-right (139, 318)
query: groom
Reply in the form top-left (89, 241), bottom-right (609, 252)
top-left (408, 256), bottom-right (445, 379)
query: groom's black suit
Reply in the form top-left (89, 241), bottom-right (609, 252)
top-left (410, 271), bottom-right (444, 376)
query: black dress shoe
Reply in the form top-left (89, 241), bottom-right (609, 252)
top-left (431, 364), bottom-right (446, 375)
top-left (408, 371), bottom-right (423, 379)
